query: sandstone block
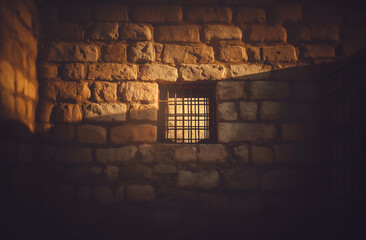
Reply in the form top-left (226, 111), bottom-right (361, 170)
top-left (62, 63), bottom-right (86, 81)
top-left (42, 23), bottom-right (84, 40)
top-left (216, 45), bottom-right (247, 62)
top-left (281, 124), bottom-right (304, 141)
top-left (131, 6), bottom-right (182, 23)
top-left (162, 44), bottom-right (214, 64)
top-left (38, 64), bottom-right (57, 79)
top-left (250, 81), bottom-right (289, 99)
top-left (55, 147), bottom-right (91, 164)
top-left (218, 102), bottom-right (237, 121)
top-left (234, 7), bottom-right (265, 24)
top-left (239, 101), bottom-right (257, 121)
top-left (202, 25), bottom-right (242, 41)
top-left (102, 43), bottom-right (127, 62)
top-left (105, 166), bottom-right (119, 182)
top-left (224, 168), bottom-right (260, 190)
top-left (90, 23), bottom-right (119, 40)
top-left (275, 144), bottom-right (297, 162)
top-left (260, 101), bottom-right (291, 120)
top-left (77, 125), bottom-right (107, 144)
top-left (88, 63), bottom-right (138, 80)
top-left (91, 82), bottom-right (117, 102)
top-left (111, 124), bottom-right (157, 144)
top-left (28, 81), bottom-right (37, 100)
top-left (128, 42), bottom-right (155, 63)
top-left (262, 45), bottom-right (297, 62)
top-left (270, 4), bottom-right (302, 25)
top-left (43, 42), bottom-right (98, 62)
top-left (229, 64), bottom-right (272, 80)
top-left (251, 146), bottom-right (273, 164)
top-left (94, 187), bottom-right (114, 205)
top-left (218, 123), bottom-right (276, 143)
top-left (247, 47), bottom-right (261, 62)
top-left (96, 146), bottom-right (137, 164)
top-left (155, 25), bottom-right (200, 43)
top-left (154, 164), bottom-right (177, 174)
top-left (83, 103), bottom-right (127, 122)
top-left (233, 145), bottom-right (249, 163)
top-left (139, 144), bottom-right (155, 163)
top-left (61, 3), bottom-right (91, 22)
top-left (243, 25), bottom-right (287, 43)
top-left (126, 185), bottom-right (154, 202)
top-left (197, 144), bottom-right (228, 163)
top-left (119, 23), bottom-right (152, 40)
top-left (94, 3), bottom-right (128, 21)
top-left (186, 7), bottom-right (232, 23)
top-left (0, 60), bottom-right (15, 92)
top-left (52, 124), bottom-right (75, 143)
top-left (174, 145), bottom-right (197, 162)
top-left (217, 81), bottom-right (246, 100)
top-left (301, 45), bottom-right (335, 61)
top-left (54, 104), bottom-right (82, 123)
top-left (140, 64), bottom-right (178, 81)
top-left (118, 82), bottom-right (158, 103)
top-left (177, 170), bottom-right (219, 189)
top-left (130, 104), bottom-right (157, 121)
top-left (180, 64), bottom-right (226, 81)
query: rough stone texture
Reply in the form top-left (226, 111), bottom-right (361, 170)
top-left (83, 103), bottom-right (127, 122)
top-left (94, 3), bottom-right (128, 21)
top-left (119, 23), bottom-right (152, 41)
top-left (251, 146), bottom-right (273, 164)
top-left (202, 25), bottom-right (242, 41)
top-left (55, 147), bottom-right (92, 164)
top-left (91, 82), bottom-right (117, 102)
top-left (88, 63), bottom-right (138, 80)
top-left (218, 102), bottom-right (237, 121)
top-left (128, 42), bottom-right (155, 63)
top-left (43, 42), bottom-right (99, 62)
top-left (243, 25), bottom-right (287, 43)
top-left (62, 63), bottom-right (86, 81)
top-left (260, 101), bottom-right (291, 120)
top-left (270, 4), bottom-right (302, 25)
top-left (217, 81), bottom-right (245, 100)
top-left (250, 81), bottom-right (289, 99)
top-left (131, 6), bottom-right (182, 23)
top-left (174, 145), bottom-right (197, 162)
top-left (140, 64), bottom-right (178, 82)
top-left (90, 23), bottom-right (119, 41)
top-left (77, 125), bottom-right (107, 144)
top-left (126, 185), bottom-right (154, 202)
top-left (54, 104), bottom-right (82, 123)
top-left (162, 45), bottom-right (214, 64)
top-left (301, 45), bottom-right (335, 61)
top-left (130, 104), bottom-right (157, 121)
top-left (197, 144), bottom-right (228, 163)
top-left (101, 43), bottom-right (127, 62)
top-left (155, 25), bottom-right (200, 43)
top-left (186, 7), bottom-right (232, 23)
top-left (239, 101), bottom-right (257, 121)
top-left (118, 82), bottom-right (158, 103)
top-left (262, 45), bottom-right (297, 62)
top-left (282, 124), bottom-right (305, 141)
top-left (216, 45), bottom-right (247, 62)
top-left (224, 168), bottom-right (260, 190)
top-left (105, 166), bottom-right (119, 182)
top-left (229, 64), bottom-right (272, 80)
top-left (94, 187), bottom-right (114, 205)
top-left (111, 124), bottom-right (157, 144)
top-left (233, 145), bottom-right (249, 163)
top-left (180, 64), bottom-right (226, 81)
top-left (139, 144), bottom-right (155, 163)
top-left (218, 123), bottom-right (276, 142)
top-left (275, 144), bottom-right (297, 162)
top-left (310, 25), bottom-right (339, 43)
top-left (52, 124), bottom-right (75, 143)
top-left (234, 8), bottom-right (266, 24)
top-left (154, 164), bottom-right (177, 174)
top-left (96, 146), bottom-right (137, 164)
top-left (177, 170), bottom-right (219, 189)
top-left (43, 81), bottom-right (90, 102)
top-left (247, 47), bottom-right (261, 62)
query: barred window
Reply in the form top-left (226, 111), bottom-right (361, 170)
top-left (158, 84), bottom-right (216, 143)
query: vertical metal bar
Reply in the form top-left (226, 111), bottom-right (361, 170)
top-left (182, 88), bottom-right (185, 143)
top-left (190, 89), bottom-right (193, 143)
top-left (166, 87), bottom-right (169, 141)
top-left (174, 88), bottom-right (177, 142)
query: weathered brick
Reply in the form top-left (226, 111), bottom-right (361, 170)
top-left (233, 145), bottom-right (249, 163)
top-left (94, 187), bottom-right (114, 205)
top-left (174, 145), bottom-right (197, 162)
top-left (128, 42), bottom-right (155, 63)
top-left (186, 7), bottom-right (232, 23)
top-left (217, 81), bottom-right (245, 100)
top-left (140, 64), bottom-right (178, 82)
top-left (162, 44), bottom-right (214, 64)
top-left (91, 82), bottom-right (117, 102)
top-left (177, 170), bottom-right (219, 189)
top-left (301, 45), bottom-right (335, 61)
top-left (131, 6), bottom-right (182, 23)
top-left (94, 3), bottom-right (128, 21)
top-left (88, 63), bottom-right (137, 80)
top-left (62, 63), bottom-right (86, 81)
top-left (77, 125), bottom-right (107, 144)
top-left (246, 46), bottom-right (261, 62)
top-left (262, 45), bottom-right (297, 62)
top-left (252, 146), bottom-right (273, 164)
top-left (61, 3), bottom-right (91, 23)
top-left (66, 166), bottom-right (101, 178)
top-left (180, 64), bottom-right (226, 81)
top-left (218, 102), bottom-right (237, 121)
top-left (250, 81), bottom-right (289, 99)
top-left (120, 164), bottom-right (152, 180)
top-left (83, 103), bottom-right (127, 122)
top-left (243, 25), bottom-right (287, 43)
top-left (154, 164), bottom-right (177, 174)
top-left (239, 101), bottom-right (257, 121)
top-left (52, 124), bottom-right (75, 143)
top-left (54, 104), bottom-right (82, 123)
top-left (275, 144), bottom-right (297, 162)
top-left (43, 43), bottom-right (98, 62)
top-left (224, 168), bottom-right (260, 190)
top-left (0, 60), bottom-right (15, 92)
top-left (234, 7), bottom-right (265, 24)
top-left (96, 146), bottom-right (137, 164)
top-left (102, 43), bottom-right (127, 62)
top-left (270, 4), bottom-right (302, 25)
top-left (282, 124), bottom-right (305, 141)
top-left (139, 144), bottom-right (155, 163)
top-left (55, 147), bottom-right (91, 164)
top-left (111, 124), bottom-right (157, 144)
top-left (104, 166), bottom-right (119, 182)
top-left (202, 25), bottom-right (242, 41)
top-left (42, 23), bottom-right (84, 40)
top-left (126, 185), bottom-right (154, 202)
top-left (130, 104), bottom-right (157, 121)
top-left (260, 101), bottom-right (291, 120)
top-left (218, 123), bottom-right (276, 143)
top-left (229, 64), bottom-right (272, 80)
top-left (119, 23), bottom-right (152, 41)
top-left (310, 25), bottom-right (339, 43)
top-left (155, 25), bottom-right (200, 43)
top-left (38, 64), bottom-right (58, 79)
top-left (197, 144), bottom-right (228, 163)
top-left (216, 45), bottom-right (247, 62)
top-left (118, 82), bottom-right (158, 103)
